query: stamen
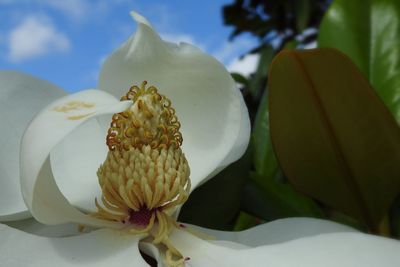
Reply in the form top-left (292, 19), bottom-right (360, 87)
top-left (106, 81), bottom-right (183, 151)
top-left (163, 238), bottom-right (187, 267)
top-left (92, 81), bottom-right (191, 266)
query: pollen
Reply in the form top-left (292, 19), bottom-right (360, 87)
top-left (93, 81), bottom-right (191, 267)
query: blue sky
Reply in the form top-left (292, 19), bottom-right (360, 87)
top-left (0, 0), bottom-right (259, 93)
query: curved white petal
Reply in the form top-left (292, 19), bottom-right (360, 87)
top-left (170, 227), bottom-right (400, 267)
top-left (0, 223), bottom-right (148, 266)
top-left (185, 217), bottom-right (357, 247)
top-left (98, 12), bottom-right (250, 190)
top-left (0, 71), bottom-right (66, 221)
top-left (20, 89), bottom-right (132, 228)
top-left (223, 92), bottom-right (251, 166)
top-left (50, 118), bottom-right (107, 212)
top-left (5, 218), bottom-right (89, 237)
top-left (202, 93), bottom-right (251, 182)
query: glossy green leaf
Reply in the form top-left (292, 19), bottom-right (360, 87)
top-left (252, 80), bottom-right (322, 221)
top-left (253, 90), bottom-right (280, 180)
top-left (248, 45), bottom-right (275, 100)
top-left (269, 48), bottom-right (400, 231)
top-left (243, 173), bottom-right (323, 222)
top-left (318, 0), bottom-right (400, 123)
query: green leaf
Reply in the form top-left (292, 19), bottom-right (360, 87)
top-left (284, 40), bottom-right (300, 50)
top-left (243, 173), bottom-right (323, 221)
top-left (295, 0), bottom-right (312, 33)
top-left (269, 48), bottom-right (400, 231)
top-left (252, 81), bottom-right (322, 221)
top-left (233, 211), bottom-right (260, 231)
top-left (253, 90), bottom-right (280, 180)
top-left (248, 45), bottom-right (275, 100)
top-left (178, 149), bottom-right (251, 230)
top-left (231, 72), bottom-right (249, 87)
top-left (318, 0), bottom-right (400, 123)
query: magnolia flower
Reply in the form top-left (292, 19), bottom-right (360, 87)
top-left (1, 11), bottom-right (400, 267)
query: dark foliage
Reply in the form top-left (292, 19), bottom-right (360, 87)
top-left (223, 0), bottom-right (331, 51)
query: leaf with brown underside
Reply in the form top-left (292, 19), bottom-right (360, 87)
top-left (269, 48), bottom-right (400, 231)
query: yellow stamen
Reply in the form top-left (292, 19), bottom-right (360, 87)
top-left (92, 81), bottom-right (191, 266)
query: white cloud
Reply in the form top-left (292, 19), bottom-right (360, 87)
top-left (39, 0), bottom-right (89, 19)
top-left (8, 16), bottom-right (70, 62)
top-left (227, 54), bottom-right (259, 77)
top-left (43, 0), bottom-right (135, 21)
top-left (0, 0), bottom-right (129, 21)
top-left (212, 38), bottom-right (255, 64)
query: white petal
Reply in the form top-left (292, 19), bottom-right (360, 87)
top-left (5, 218), bottom-right (88, 237)
top-left (98, 12), bottom-right (250, 190)
top-left (0, 223), bottom-right (148, 266)
top-left (185, 217), bottom-right (356, 247)
top-left (20, 89), bottom-right (131, 228)
top-left (50, 118), bottom-right (107, 212)
top-left (222, 92), bottom-right (251, 167)
top-left (209, 240), bottom-right (250, 249)
top-left (202, 93), bottom-right (251, 182)
top-left (0, 71), bottom-right (66, 221)
top-left (170, 227), bottom-right (400, 267)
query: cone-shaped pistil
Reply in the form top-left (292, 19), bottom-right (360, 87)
top-left (93, 81), bottom-right (191, 266)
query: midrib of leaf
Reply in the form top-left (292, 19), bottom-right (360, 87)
top-left (291, 52), bottom-right (376, 231)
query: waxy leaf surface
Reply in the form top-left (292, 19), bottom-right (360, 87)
top-left (318, 0), bottom-right (400, 123)
top-left (269, 48), bottom-right (400, 230)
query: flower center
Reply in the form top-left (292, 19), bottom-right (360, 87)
top-left (93, 81), bottom-right (191, 266)
top-left (128, 207), bottom-right (154, 226)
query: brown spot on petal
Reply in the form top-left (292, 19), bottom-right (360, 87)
top-left (53, 101), bottom-right (95, 113)
top-left (67, 112), bottom-right (94, 120)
